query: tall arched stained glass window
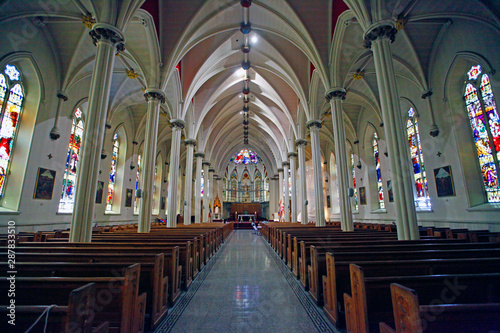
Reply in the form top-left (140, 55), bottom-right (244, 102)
top-left (351, 153), bottom-right (358, 211)
top-left (201, 169), bottom-right (204, 195)
top-left (373, 133), bottom-right (385, 209)
top-left (464, 65), bottom-right (500, 202)
top-left (0, 65), bottom-right (24, 198)
top-left (407, 108), bottom-right (431, 209)
top-left (134, 155), bottom-right (141, 213)
top-left (230, 170), bottom-right (237, 201)
top-left (106, 134), bottom-right (119, 211)
top-left (58, 108), bottom-right (84, 212)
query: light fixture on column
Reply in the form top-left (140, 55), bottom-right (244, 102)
top-left (354, 139), bottom-right (362, 169)
top-left (130, 140), bottom-right (138, 169)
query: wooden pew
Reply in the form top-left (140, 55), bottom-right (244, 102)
top-left (379, 283), bottom-right (500, 333)
top-left (9, 246), bottom-right (181, 306)
top-left (344, 264), bottom-right (500, 333)
top-left (0, 264), bottom-right (145, 333)
top-left (20, 240), bottom-right (193, 290)
top-left (5, 261), bottom-right (167, 330)
top-left (0, 283), bottom-right (110, 333)
top-left (309, 241), bottom-right (498, 305)
top-left (322, 255), bottom-right (500, 327)
top-left (5, 251), bottom-right (173, 318)
top-left (300, 238), bottom-right (465, 290)
top-left (322, 246), bottom-right (500, 327)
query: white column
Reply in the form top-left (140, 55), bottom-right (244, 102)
top-left (365, 23), bottom-right (419, 240)
top-left (138, 89), bottom-right (165, 233)
top-left (296, 139), bottom-right (308, 224)
top-left (167, 119), bottom-right (185, 227)
top-left (307, 120), bottom-right (325, 226)
top-left (288, 152), bottom-right (298, 222)
top-left (282, 162), bottom-right (290, 222)
top-left (183, 139), bottom-right (196, 225)
top-left (269, 177), bottom-right (276, 220)
top-left (326, 89), bottom-right (354, 231)
top-left (194, 152), bottom-right (204, 224)
top-left (202, 161), bottom-right (210, 222)
top-left (70, 23), bottom-right (124, 242)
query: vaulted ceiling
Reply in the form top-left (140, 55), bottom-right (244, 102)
top-left (2, 0), bottom-right (498, 177)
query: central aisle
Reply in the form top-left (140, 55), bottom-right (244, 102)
top-left (161, 230), bottom-right (333, 333)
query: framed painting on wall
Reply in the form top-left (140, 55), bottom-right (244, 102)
top-left (125, 188), bottom-right (133, 207)
top-left (33, 168), bottom-right (56, 200)
top-left (359, 186), bottom-right (366, 205)
top-left (434, 165), bottom-right (455, 197)
top-left (95, 181), bottom-right (104, 204)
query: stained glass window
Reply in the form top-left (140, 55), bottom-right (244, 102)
top-left (465, 65), bottom-right (500, 202)
top-left (134, 155), bottom-right (141, 213)
top-left (106, 134), bottom-right (119, 211)
top-left (231, 148), bottom-right (260, 164)
top-left (201, 169), bottom-right (204, 195)
top-left (0, 65), bottom-right (24, 198)
top-left (373, 133), bottom-right (385, 209)
top-left (58, 108), bottom-right (84, 212)
top-left (230, 170), bottom-right (237, 201)
top-left (351, 153), bottom-right (358, 211)
top-left (407, 108), bottom-right (431, 209)
top-left (255, 170), bottom-right (262, 201)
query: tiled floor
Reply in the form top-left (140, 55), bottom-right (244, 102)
top-left (156, 230), bottom-right (338, 333)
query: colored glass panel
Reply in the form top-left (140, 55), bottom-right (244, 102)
top-left (351, 153), bottom-right (358, 211)
top-left (373, 133), bottom-right (385, 209)
top-left (467, 64), bottom-right (482, 81)
top-left (231, 148), bottom-right (260, 164)
top-left (407, 108), bottom-right (431, 209)
top-left (230, 170), bottom-right (237, 201)
top-left (0, 75), bottom-right (6, 112)
top-left (0, 66), bottom-right (24, 198)
top-left (201, 170), bottom-right (204, 195)
top-left (465, 66), bottom-right (500, 202)
top-left (5, 65), bottom-right (20, 81)
top-left (134, 155), bottom-right (141, 213)
top-left (106, 134), bottom-right (119, 211)
top-left (58, 109), bottom-right (84, 212)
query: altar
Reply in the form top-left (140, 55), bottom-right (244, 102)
top-left (237, 214), bottom-right (255, 222)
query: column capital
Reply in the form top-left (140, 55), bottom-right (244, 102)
top-left (209, 168), bottom-right (215, 173)
top-left (277, 168), bottom-right (284, 173)
top-left (202, 161), bottom-right (211, 167)
top-left (363, 21), bottom-right (397, 48)
top-left (282, 161), bottom-right (290, 167)
top-left (271, 175), bottom-right (280, 180)
top-left (184, 138), bottom-right (197, 146)
top-left (295, 139), bottom-right (308, 147)
top-left (170, 118), bottom-right (185, 129)
top-left (325, 88), bottom-right (346, 101)
top-left (194, 152), bottom-right (205, 158)
top-left (306, 119), bottom-right (322, 129)
top-left (144, 88), bottom-right (166, 103)
top-left (287, 152), bottom-right (298, 158)
top-left (89, 23), bottom-right (125, 53)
